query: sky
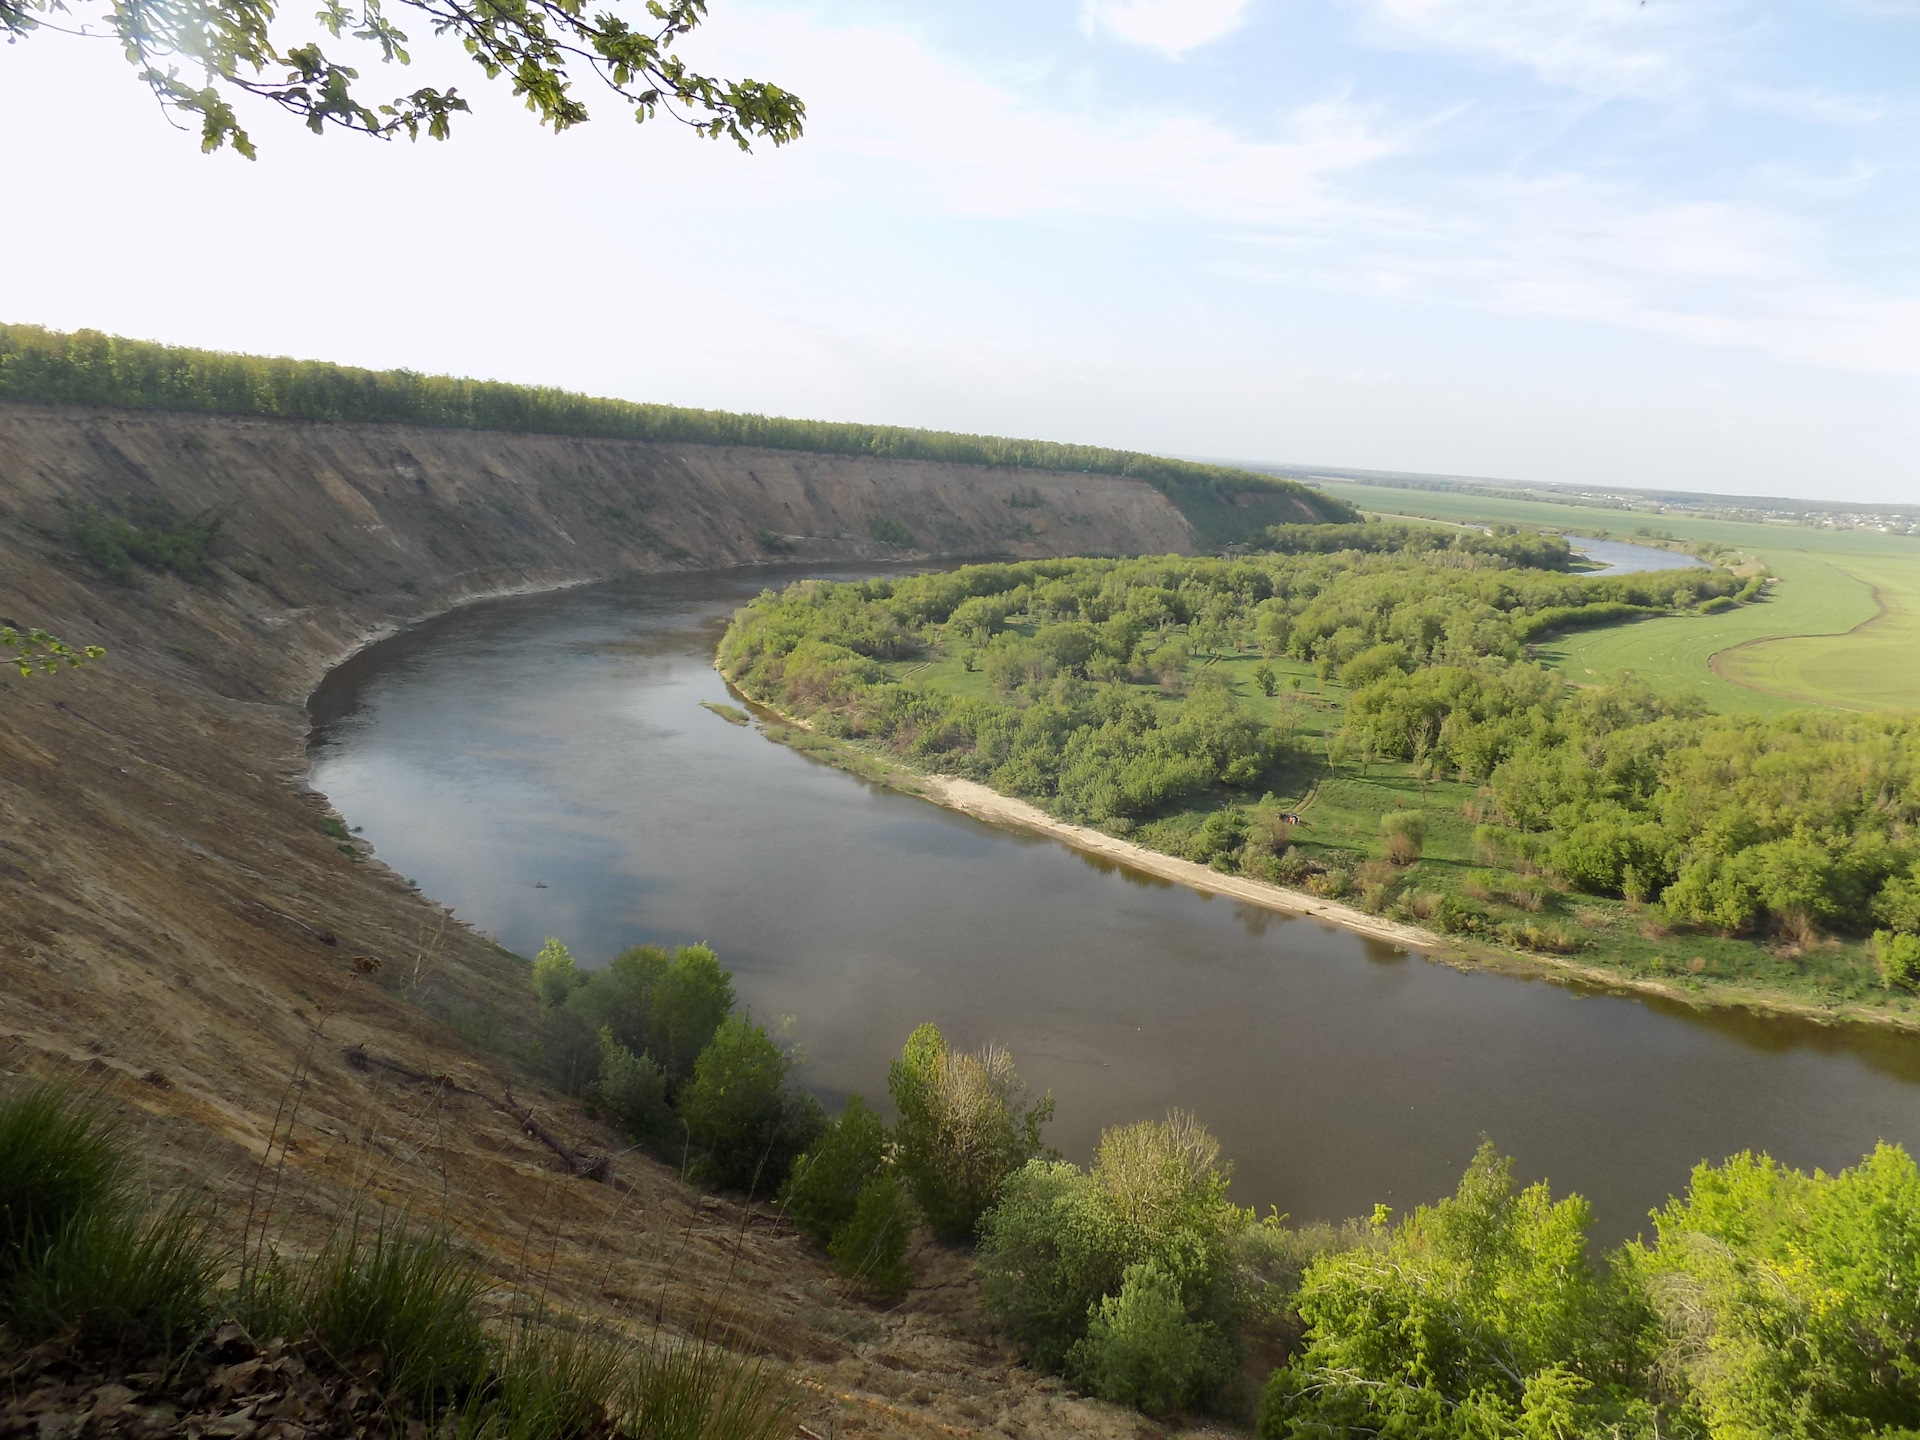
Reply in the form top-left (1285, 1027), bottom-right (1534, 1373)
top-left (4, 0), bottom-right (1919, 503)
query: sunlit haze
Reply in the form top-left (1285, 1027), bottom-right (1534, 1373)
top-left (6, 0), bottom-right (1918, 501)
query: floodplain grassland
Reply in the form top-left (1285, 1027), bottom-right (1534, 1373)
top-left (1317, 479), bottom-right (1920, 712)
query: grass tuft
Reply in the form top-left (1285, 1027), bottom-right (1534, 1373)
top-left (5, 1197), bottom-right (218, 1359)
top-left (0, 1084), bottom-right (126, 1285)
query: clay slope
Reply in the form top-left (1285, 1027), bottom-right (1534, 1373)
top-left (0, 401), bottom-right (1200, 1440)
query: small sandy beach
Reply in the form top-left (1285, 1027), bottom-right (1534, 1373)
top-left (916, 775), bottom-right (1443, 951)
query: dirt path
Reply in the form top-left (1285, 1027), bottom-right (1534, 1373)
top-left (917, 776), bottom-right (1441, 951)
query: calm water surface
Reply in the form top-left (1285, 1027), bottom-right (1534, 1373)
top-left (1569, 537), bottom-right (1705, 574)
top-left (309, 567), bottom-right (1920, 1240)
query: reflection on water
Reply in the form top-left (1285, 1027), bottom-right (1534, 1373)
top-left (308, 566), bottom-right (1920, 1241)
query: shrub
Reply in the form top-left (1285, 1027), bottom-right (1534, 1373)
top-left (647, 945), bottom-right (736, 1087)
top-left (827, 1171), bottom-right (916, 1301)
top-left (975, 1161), bottom-right (1122, 1370)
top-left (1628, 1144), bottom-right (1920, 1437)
top-left (868, 516), bottom-right (917, 548)
top-left (680, 1015), bottom-right (825, 1195)
top-left (1260, 1143), bottom-right (1640, 1440)
top-left (298, 1215), bottom-right (491, 1408)
top-left (5, 1196), bottom-right (217, 1358)
top-left (0, 1084), bottom-right (125, 1285)
top-left (978, 1112), bottom-right (1241, 1391)
top-left (1873, 930), bottom-right (1920, 992)
top-left (1066, 1262), bottom-right (1229, 1418)
top-left (781, 1096), bottom-right (888, 1244)
top-left (531, 938), bottom-right (584, 1011)
top-left (889, 1024), bottom-right (1053, 1243)
top-left (594, 1031), bottom-right (671, 1145)
top-left (66, 501), bottom-right (225, 581)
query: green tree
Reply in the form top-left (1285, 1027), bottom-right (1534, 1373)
top-left (827, 1171), bottom-right (916, 1302)
top-left (1874, 930), bottom-right (1920, 990)
top-left (529, 938), bottom-right (583, 1011)
top-left (592, 1030), bottom-right (670, 1146)
top-left (1259, 1142), bottom-right (1648, 1440)
top-left (1628, 1144), bottom-right (1920, 1437)
top-left (1, 0), bottom-right (803, 158)
top-left (888, 1024), bottom-right (1052, 1243)
top-left (679, 1014), bottom-right (823, 1195)
top-left (976, 1111), bottom-right (1241, 1391)
top-left (647, 944), bottom-right (734, 1087)
top-left (1253, 660), bottom-right (1278, 697)
top-left (781, 1096), bottom-right (888, 1244)
top-left (1066, 1261), bottom-right (1226, 1419)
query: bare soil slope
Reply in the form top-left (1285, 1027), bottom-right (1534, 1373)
top-left (0, 401), bottom-right (1203, 1440)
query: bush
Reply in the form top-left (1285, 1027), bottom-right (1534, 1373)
top-left (1873, 930), bottom-right (1920, 992)
top-left (647, 945), bottom-right (736, 1087)
top-left (1629, 1144), bottom-right (1920, 1436)
top-left (1382, 814), bottom-right (1428, 867)
top-left (827, 1172), bottom-right (916, 1301)
top-left (976, 1161), bottom-right (1122, 1370)
top-left (298, 1216), bottom-right (491, 1408)
top-left (5, 1196), bottom-right (217, 1358)
top-left (680, 1015), bottom-right (825, 1195)
top-left (540, 941), bottom-right (735, 1097)
top-left (1066, 1262), bottom-right (1229, 1418)
top-left (531, 938), bottom-right (584, 1011)
top-left (0, 1084), bottom-right (125, 1285)
top-left (868, 516), bottom-right (917, 548)
top-left (781, 1095), bottom-right (888, 1244)
top-left (1259, 1143), bottom-right (1639, 1440)
top-left (978, 1112), bottom-right (1241, 1392)
top-left (889, 1024), bottom-right (1053, 1243)
top-left (595, 1031), bottom-right (672, 1145)
top-left (66, 501), bottom-right (225, 581)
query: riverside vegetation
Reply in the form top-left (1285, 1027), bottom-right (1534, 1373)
top-left (718, 526), bottom-right (1920, 1010)
top-left (515, 936), bottom-right (1920, 1436)
top-left (12, 938), bottom-right (1919, 1440)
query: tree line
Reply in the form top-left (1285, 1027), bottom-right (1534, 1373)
top-left (0, 324), bottom-right (1353, 541)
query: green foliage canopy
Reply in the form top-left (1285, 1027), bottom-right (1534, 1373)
top-left (888, 1023), bottom-right (1053, 1243)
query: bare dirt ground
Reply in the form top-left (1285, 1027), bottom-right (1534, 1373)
top-left (0, 402), bottom-right (1215, 1440)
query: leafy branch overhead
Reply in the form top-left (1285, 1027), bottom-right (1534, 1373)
top-left (0, 0), bottom-right (803, 156)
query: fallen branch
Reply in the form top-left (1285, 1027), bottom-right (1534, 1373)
top-left (340, 1043), bottom-right (612, 1185)
top-left (503, 1083), bottom-right (613, 1183)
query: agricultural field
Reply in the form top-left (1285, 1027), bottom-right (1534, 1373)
top-left (1317, 480), bottom-right (1920, 713)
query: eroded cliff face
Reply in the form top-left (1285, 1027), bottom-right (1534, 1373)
top-left (0, 402), bottom-right (1195, 1440)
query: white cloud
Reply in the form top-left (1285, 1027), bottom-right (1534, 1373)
top-left (1352, 0), bottom-right (1713, 101)
top-left (1079, 0), bottom-right (1252, 57)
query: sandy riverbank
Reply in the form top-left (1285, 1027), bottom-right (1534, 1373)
top-left (916, 776), bottom-right (1443, 951)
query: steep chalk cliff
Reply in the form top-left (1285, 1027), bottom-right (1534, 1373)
top-left (0, 402), bottom-right (1202, 1440)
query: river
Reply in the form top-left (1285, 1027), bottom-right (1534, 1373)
top-left (308, 565), bottom-right (1920, 1241)
top-left (1567, 536), bottom-right (1705, 574)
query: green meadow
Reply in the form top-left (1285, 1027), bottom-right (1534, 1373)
top-left (1317, 480), bottom-right (1919, 713)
